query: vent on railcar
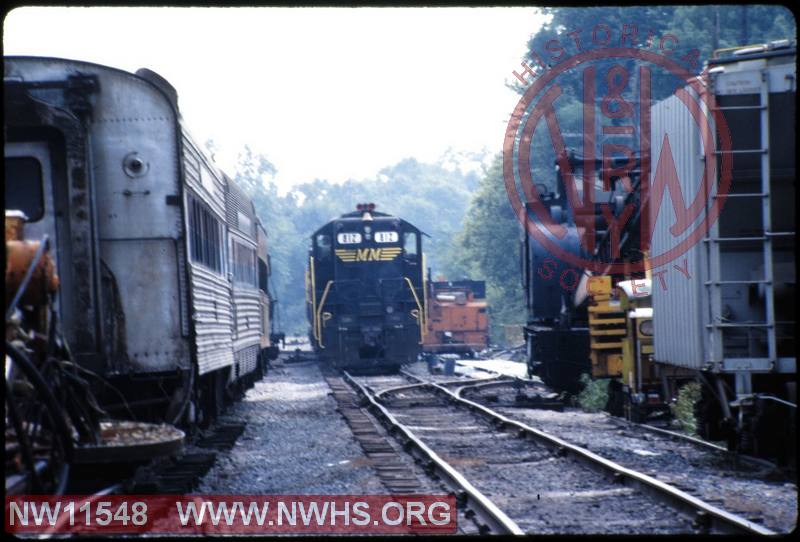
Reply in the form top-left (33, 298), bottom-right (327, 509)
top-left (135, 68), bottom-right (179, 111)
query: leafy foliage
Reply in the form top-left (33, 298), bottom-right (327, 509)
top-left (577, 373), bottom-right (610, 412)
top-left (448, 154), bottom-right (526, 341)
top-left (671, 381), bottom-right (702, 435)
top-left (512, 5), bottom-right (796, 191)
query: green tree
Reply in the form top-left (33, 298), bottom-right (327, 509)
top-left (451, 154), bottom-right (526, 342)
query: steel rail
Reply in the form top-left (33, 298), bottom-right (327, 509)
top-left (373, 374), bottom-right (509, 401)
top-left (619, 419), bottom-right (779, 474)
top-left (447, 368), bottom-right (780, 478)
top-left (453, 360), bottom-right (541, 383)
top-left (453, 361), bottom-right (781, 476)
top-left (451, 373), bottom-right (784, 514)
top-left (394, 371), bottom-right (776, 535)
top-left (342, 372), bottom-right (525, 535)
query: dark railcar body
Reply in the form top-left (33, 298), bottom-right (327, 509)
top-left (522, 151), bottom-right (647, 393)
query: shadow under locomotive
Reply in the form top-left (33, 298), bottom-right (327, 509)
top-left (306, 204), bottom-right (427, 373)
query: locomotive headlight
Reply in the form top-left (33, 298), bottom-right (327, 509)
top-left (638, 319), bottom-right (653, 337)
top-left (386, 306), bottom-right (394, 314)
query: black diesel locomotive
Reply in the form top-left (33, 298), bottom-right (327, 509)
top-left (306, 204), bottom-right (426, 371)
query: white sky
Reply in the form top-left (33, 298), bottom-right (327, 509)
top-left (4, 6), bottom-right (547, 190)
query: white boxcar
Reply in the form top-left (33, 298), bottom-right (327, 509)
top-left (650, 41), bottom-right (795, 459)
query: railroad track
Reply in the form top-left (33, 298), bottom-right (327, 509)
top-left (334, 372), bottom-right (523, 535)
top-left (344, 369), bottom-right (775, 535)
top-left (449, 360), bottom-right (785, 473)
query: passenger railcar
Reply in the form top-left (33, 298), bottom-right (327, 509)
top-left (306, 204), bottom-right (425, 371)
top-left (4, 56), bottom-right (276, 427)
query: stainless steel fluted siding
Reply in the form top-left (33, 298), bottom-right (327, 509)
top-left (182, 131), bottom-right (227, 219)
top-left (181, 129), bottom-right (236, 375)
top-left (234, 344), bottom-right (259, 378)
top-left (259, 290), bottom-right (271, 349)
top-left (189, 263), bottom-right (234, 374)
top-left (226, 174), bottom-right (260, 353)
top-left (233, 286), bottom-right (262, 351)
top-left (650, 90), bottom-right (707, 369)
top-left (225, 178), bottom-right (257, 238)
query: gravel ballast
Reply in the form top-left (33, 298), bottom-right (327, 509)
top-left (196, 359), bottom-right (385, 494)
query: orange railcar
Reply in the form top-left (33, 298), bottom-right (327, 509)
top-left (423, 280), bottom-right (489, 355)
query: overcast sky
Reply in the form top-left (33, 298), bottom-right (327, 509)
top-left (4, 6), bottom-right (547, 190)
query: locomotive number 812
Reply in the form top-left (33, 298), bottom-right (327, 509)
top-left (306, 204), bottom-right (426, 372)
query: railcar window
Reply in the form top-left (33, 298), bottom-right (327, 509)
top-left (258, 259), bottom-right (269, 293)
top-left (188, 195), bottom-right (223, 273)
top-left (5, 156), bottom-right (44, 221)
top-left (403, 232), bottom-right (418, 257)
top-left (232, 241), bottom-right (257, 287)
top-left (199, 163), bottom-right (216, 195)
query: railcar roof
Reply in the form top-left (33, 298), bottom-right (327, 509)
top-left (5, 55), bottom-right (179, 108)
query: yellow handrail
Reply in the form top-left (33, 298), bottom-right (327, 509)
top-left (316, 280), bottom-right (333, 348)
top-left (404, 277), bottom-right (426, 344)
top-left (310, 256), bottom-right (318, 342)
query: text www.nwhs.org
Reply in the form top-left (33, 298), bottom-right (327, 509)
top-left (5, 495), bottom-right (457, 534)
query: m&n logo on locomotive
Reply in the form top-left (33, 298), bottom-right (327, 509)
top-left (306, 204), bottom-right (426, 371)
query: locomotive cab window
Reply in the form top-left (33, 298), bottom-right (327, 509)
top-left (316, 234), bottom-right (332, 259)
top-left (5, 156), bottom-right (44, 222)
top-left (403, 231), bottom-right (418, 259)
